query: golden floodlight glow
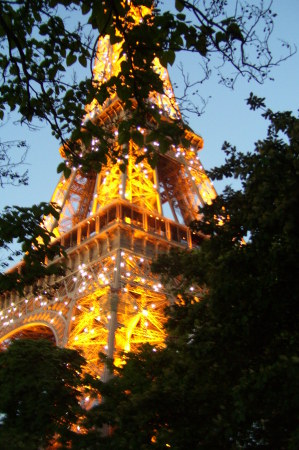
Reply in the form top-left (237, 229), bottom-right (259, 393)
top-left (0, 1), bottom-right (215, 378)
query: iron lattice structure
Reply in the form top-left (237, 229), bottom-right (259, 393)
top-left (0, 5), bottom-right (216, 376)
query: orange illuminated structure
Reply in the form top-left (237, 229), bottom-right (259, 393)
top-left (0, 4), bottom-right (216, 375)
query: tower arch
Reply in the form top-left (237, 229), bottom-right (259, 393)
top-left (0, 322), bottom-right (58, 352)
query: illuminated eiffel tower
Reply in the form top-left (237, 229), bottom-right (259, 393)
top-left (0, 5), bottom-right (215, 375)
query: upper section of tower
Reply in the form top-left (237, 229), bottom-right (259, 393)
top-left (85, 2), bottom-right (181, 122)
top-left (47, 2), bottom-right (217, 237)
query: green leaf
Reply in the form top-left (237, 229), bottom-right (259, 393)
top-left (196, 34), bottom-right (207, 57)
top-left (120, 60), bottom-right (130, 75)
top-left (110, 33), bottom-right (123, 45)
top-left (164, 50), bottom-right (176, 66)
top-left (159, 138), bottom-right (170, 154)
top-left (131, 130), bottom-right (144, 147)
top-left (118, 130), bottom-right (131, 145)
top-left (181, 137), bottom-right (191, 148)
top-left (66, 53), bottom-right (77, 66)
top-left (117, 85), bottom-right (131, 102)
top-left (39, 24), bottom-right (48, 36)
top-left (64, 166), bottom-right (72, 179)
top-left (216, 32), bottom-right (227, 45)
top-left (79, 55), bottom-right (87, 67)
top-left (227, 23), bottom-right (244, 42)
top-left (57, 162), bottom-right (65, 173)
top-left (119, 163), bottom-right (127, 173)
top-left (81, 3), bottom-right (91, 15)
top-left (175, 0), bottom-right (184, 12)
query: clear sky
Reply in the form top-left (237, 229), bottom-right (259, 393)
top-left (0, 0), bottom-right (298, 211)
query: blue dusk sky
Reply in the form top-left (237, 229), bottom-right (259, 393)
top-left (0, 0), bottom-right (298, 211)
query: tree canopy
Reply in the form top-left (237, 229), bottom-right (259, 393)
top-left (0, 338), bottom-right (86, 449)
top-left (0, 4), bottom-right (298, 445)
top-left (0, 202), bottom-right (65, 293)
top-left (0, 99), bottom-right (297, 449)
top-left (73, 100), bottom-right (299, 449)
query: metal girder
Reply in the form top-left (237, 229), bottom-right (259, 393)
top-left (0, 5), bottom-right (215, 378)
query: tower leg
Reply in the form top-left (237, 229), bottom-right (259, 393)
top-left (103, 249), bottom-right (121, 381)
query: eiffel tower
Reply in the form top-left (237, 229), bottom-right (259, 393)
top-left (0, 5), bottom-right (216, 376)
